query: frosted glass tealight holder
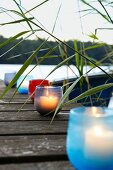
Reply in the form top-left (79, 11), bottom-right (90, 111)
top-left (66, 106), bottom-right (113, 170)
top-left (4, 72), bottom-right (17, 87)
top-left (34, 86), bottom-right (63, 116)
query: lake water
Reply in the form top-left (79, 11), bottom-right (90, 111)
top-left (0, 64), bottom-right (113, 82)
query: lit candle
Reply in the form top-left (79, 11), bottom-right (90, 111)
top-left (85, 107), bottom-right (113, 160)
top-left (38, 96), bottom-right (58, 111)
top-left (85, 126), bottom-right (113, 158)
top-left (37, 87), bottom-right (59, 115)
top-left (34, 86), bottom-right (63, 116)
top-left (66, 106), bottom-right (113, 170)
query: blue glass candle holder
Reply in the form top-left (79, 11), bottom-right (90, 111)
top-left (4, 72), bottom-right (17, 87)
top-left (34, 86), bottom-right (63, 116)
top-left (17, 75), bottom-right (33, 94)
top-left (66, 106), bottom-right (113, 170)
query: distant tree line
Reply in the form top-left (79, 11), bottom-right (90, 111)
top-left (0, 35), bottom-right (113, 65)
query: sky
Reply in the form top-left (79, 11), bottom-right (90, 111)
top-left (0, 0), bottom-right (113, 44)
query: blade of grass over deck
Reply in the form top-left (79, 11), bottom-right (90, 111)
top-left (28, 18), bottom-right (113, 79)
top-left (50, 76), bottom-right (83, 123)
top-left (9, 45), bottom-right (59, 104)
top-left (14, 52), bottom-right (76, 110)
top-left (64, 83), bottom-right (113, 106)
top-left (0, 40), bottom-right (48, 99)
top-left (0, 0), bottom-right (113, 114)
top-left (50, 68), bottom-right (95, 123)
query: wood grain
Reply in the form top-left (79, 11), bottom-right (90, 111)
top-left (0, 120), bottom-right (68, 135)
top-left (0, 82), bottom-right (75, 170)
top-left (0, 161), bottom-right (75, 170)
top-left (0, 111), bottom-right (69, 121)
top-left (0, 135), bottom-right (66, 160)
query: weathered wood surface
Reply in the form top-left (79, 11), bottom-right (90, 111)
top-left (0, 111), bottom-right (69, 121)
top-left (0, 161), bottom-right (74, 170)
top-left (0, 102), bottom-right (34, 110)
top-left (0, 82), bottom-right (76, 170)
top-left (0, 121), bottom-right (67, 135)
top-left (0, 135), bottom-right (66, 158)
top-left (2, 97), bottom-right (31, 102)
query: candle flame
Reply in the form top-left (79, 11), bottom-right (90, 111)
top-left (91, 106), bottom-right (96, 114)
top-left (88, 126), bottom-right (113, 138)
top-left (93, 126), bottom-right (103, 137)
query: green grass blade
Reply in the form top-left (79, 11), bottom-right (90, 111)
top-left (0, 17), bottom-right (34, 25)
top-left (0, 31), bottom-right (30, 48)
top-left (50, 76), bottom-right (83, 123)
top-left (74, 40), bottom-right (79, 67)
top-left (25, 0), bottom-right (50, 14)
top-left (81, 0), bottom-right (110, 22)
top-left (0, 40), bottom-right (48, 99)
top-left (9, 45), bottom-right (60, 105)
top-left (84, 43), bottom-right (105, 51)
top-left (88, 33), bottom-right (99, 40)
top-left (44, 54), bottom-right (75, 80)
top-left (65, 83), bottom-right (113, 105)
top-left (0, 32), bottom-right (35, 59)
top-left (28, 18), bottom-right (113, 79)
top-left (50, 68), bottom-right (94, 122)
top-left (9, 65), bottom-right (37, 103)
top-left (13, 1), bottom-right (34, 31)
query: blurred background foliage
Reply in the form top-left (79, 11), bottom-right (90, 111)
top-left (0, 35), bottom-right (113, 65)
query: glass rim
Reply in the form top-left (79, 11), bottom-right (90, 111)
top-left (29, 79), bottom-right (49, 82)
top-left (4, 72), bottom-right (17, 74)
top-left (70, 106), bottom-right (113, 118)
top-left (36, 85), bottom-right (62, 89)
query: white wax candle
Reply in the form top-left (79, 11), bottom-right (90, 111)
top-left (85, 126), bottom-right (113, 158)
top-left (38, 96), bottom-right (59, 111)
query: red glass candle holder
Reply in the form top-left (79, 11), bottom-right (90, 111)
top-left (28, 79), bottom-right (50, 101)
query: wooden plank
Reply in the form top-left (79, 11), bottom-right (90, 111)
top-left (2, 93), bottom-right (28, 98)
top-left (0, 109), bottom-right (35, 112)
top-left (1, 88), bottom-right (28, 98)
top-left (0, 101), bottom-right (79, 112)
top-left (0, 82), bottom-right (75, 170)
top-left (2, 98), bottom-right (31, 102)
top-left (0, 103), bottom-right (34, 110)
top-left (0, 120), bottom-right (68, 135)
top-left (0, 111), bottom-right (69, 121)
top-left (0, 161), bottom-right (75, 170)
top-left (0, 135), bottom-right (67, 161)
top-left (0, 101), bottom-right (32, 104)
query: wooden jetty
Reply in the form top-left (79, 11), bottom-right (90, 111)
top-left (0, 81), bottom-right (78, 170)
